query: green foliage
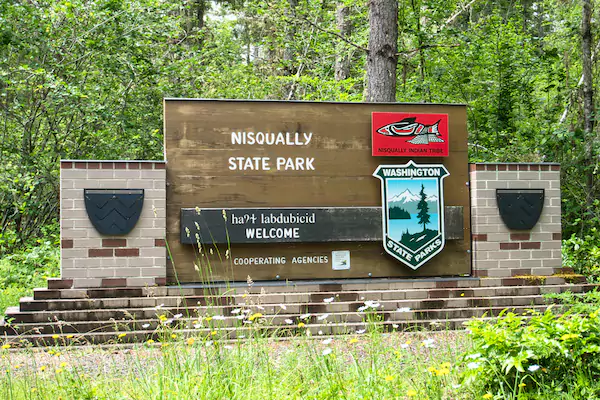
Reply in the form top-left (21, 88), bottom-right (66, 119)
top-left (544, 289), bottom-right (600, 314)
top-left (563, 231), bottom-right (600, 282)
top-left (461, 308), bottom-right (600, 398)
top-left (0, 238), bottom-right (59, 315)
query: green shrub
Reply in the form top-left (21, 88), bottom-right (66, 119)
top-left (460, 308), bottom-right (600, 398)
top-left (563, 231), bottom-right (600, 282)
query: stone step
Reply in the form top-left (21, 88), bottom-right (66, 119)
top-left (22, 283), bottom-right (597, 312)
top-left (32, 276), bottom-right (587, 300)
top-left (1, 304), bottom-right (556, 336)
top-left (3, 317), bottom-right (505, 347)
top-left (5, 293), bottom-right (560, 324)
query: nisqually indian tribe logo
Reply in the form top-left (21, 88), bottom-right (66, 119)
top-left (371, 112), bottom-right (449, 157)
top-left (373, 161), bottom-right (450, 269)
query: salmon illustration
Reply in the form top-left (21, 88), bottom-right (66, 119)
top-left (376, 117), bottom-right (445, 144)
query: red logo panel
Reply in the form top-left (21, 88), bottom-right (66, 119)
top-left (372, 112), bottom-right (449, 157)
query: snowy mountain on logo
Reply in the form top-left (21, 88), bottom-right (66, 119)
top-left (388, 189), bottom-right (438, 214)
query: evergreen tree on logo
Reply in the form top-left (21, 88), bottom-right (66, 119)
top-left (417, 184), bottom-right (430, 232)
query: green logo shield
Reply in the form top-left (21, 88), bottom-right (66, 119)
top-left (373, 161), bottom-right (450, 269)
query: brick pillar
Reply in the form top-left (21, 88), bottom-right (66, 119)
top-left (470, 163), bottom-right (561, 278)
top-left (59, 161), bottom-right (167, 288)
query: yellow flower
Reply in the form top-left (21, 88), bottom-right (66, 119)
top-left (349, 338), bottom-right (359, 344)
top-left (31, 388), bottom-right (37, 393)
top-left (384, 375), bottom-right (394, 382)
top-left (407, 389), bottom-right (417, 397)
top-left (405, 340), bottom-right (412, 345)
top-left (161, 343), bottom-right (169, 348)
top-left (55, 368), bottom-right (63, 373)
top-left (14, 365), bottom-right (20, 369)
top-left (54, 352), bottom-right (61, 357)
top-left (518, 383), bottom-right (526, 388)
top-left (40, 366), bottom-right (47, 372)
top-left (66, 335), bottom-right (74, 339)
top-left (460, 292), bottom-right (465, 297)
top-left (159, 315), bottom-right (167, 321)
top-left (440, 362), bottom-right (451, 369)
top-left (1, 344), bottom-right (10, 350)
top-left (205, 316), bottom-right (213, 322)
top-left (171, 334), bottom-right (177, 339)
top-left (427, 366), bottom-right (438, 374)
top-left (298, 322), bottom-right (305, 328)
top-left (436, 368), bottom-right (450, 376)
top-left (210, 331), bottom-right (217, 336)
top-left (248, 313), bottom-right (263, 321)
top-left (186, 337), bottom-right (195, 346)
top-left (118, 333), bottom-right (126, 338)
top-left (147, 339), bottom-right (155, 345)
top-left (483, 394), bottom-right (493, 399)
top-left (59, 362), bottom-right (67, 368)
top-left (561, 333), bottom-right (579, 341)
top-left (52, 334), bottom-right (59, 339)
top-left (242, 293), bottom-right (248, 298)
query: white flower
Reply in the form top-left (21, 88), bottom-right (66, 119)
top-left (364, 300), bottom-right (380, 308)
top-left (142, 323), bottom-right (150, 329)
top-left (465, 353), bottom-right (481, 360)
top-left (400, 343), bottom-right (410, 349)
top-left (452, 384), bottom-right (461, 389)
top-left (193, 323), bottom-right (202, 329)
top-left (236, 315), bottom-right (244, 320)
top-left (238, 335), bottom-right (245, 339)
top-left (279, 304), bottom-right (287, 310)
top-left (467, 362), bottom-right (480, 369)
top-left (357, 306), bottom-right (368, 312)
top-left (356, 329), bottom-right (366, 334)
top-left (155, 304), bottom-right (164, 310)
top-left (396, 307), bottom-right (411, 313)
top-left (284, 319), bottom-right (293, 325)
top-left (422, 338), bottom-right (435, 348)
top-left (164, 319), bottom-right (173, 325)
top-left (212, 315), bottom-right (226, 320)
top-left (317, 314), bottom-right (330, 321)
top-left (300, 313), bottom-right (311, 320)
top-left (392, 324), bottom-right (399, 329)
top-left (173, 313), bottom-right (183, 319)
top-left (257, 305), bottom-right (265, 311)
top-left (242, 309), bottom-right (251, 314)
top-left (323, 338), bottom-right (333, 345)
top-left (224, 345), bottom-right (233, 350)
top-left (231, 308), bottom-right (242, 314)
top-left (318, 330), bottom-right (324, 335)
top-left (205, 341), bottom-right (213, 347)
top-left (528, 365), bottom-right (540, 372)
top-left (322, 348), bottom-right (332, 356)
top-left (323, 297), bottom-right (334, 303)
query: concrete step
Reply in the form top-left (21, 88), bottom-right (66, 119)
top-left (1, 305), bottom-right (558, 336)
top-left (32, 276), bottom-right (588, 300)
top-left (22, 283), bottom-right (597, 312)
top-left (5, 293), bottom-right (563, 324)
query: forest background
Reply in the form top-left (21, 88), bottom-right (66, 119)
top-left (1, 0), bottom-right (600, 286)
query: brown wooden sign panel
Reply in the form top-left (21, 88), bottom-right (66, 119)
top-left (164, 99), bottom-right (471, 283)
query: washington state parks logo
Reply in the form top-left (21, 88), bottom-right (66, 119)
top-left (373, 161), bottom-right (449, 269)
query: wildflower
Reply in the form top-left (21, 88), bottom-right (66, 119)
top-left (452, 384), bottom-right (461, 389)
top-left (206, 341), bottom-right (213, 346)
top-left (284, 318), bottom-right (293, 324)
top-left (118, 333), bottom-right (126, 338)
top-left (357, 305), bottom-right (368, 312)
top-left (356, 329), bottom-right (366, 334)
top-left (159, 315), bottom-right (167, 322)
top-left (323, 338), bottom-right (333, 345)
top-left (194, 263), bottom-right (200, 273)
top-left (171, 334), bottom-right (177, 339)
top-left (31, 388), bottom-right (37, 393)
top-left (298, 322), bottom-right (305, 328)
top-left (465, 353), bottom-right (481, 360)
top-left (60, 362), bottom-right (67, 368)
top-left (400, 342), bottom-right (410, 349)
top-left (436, 367), bottom-right (450, 376)
top-left (231, 308), bottom-right (242, 314)
top-left (460, 292), bottom-right (465, 297)
top-left (142, 323), bottom-right (150, 329)
top-left (396, 307), bottom-right (411, 312)
top-left (66, 335), bottom-right (74, 339)
top-left (186, 337), bottom-right (195, 346)
top-left (55, 368), bottom-right (63, 373)
top-left (205, 316), bottom-right (213, 322)
top-left (528, 365), bottom-right (540, 372)
top-left (194, 323), bottom-right (202, 329)
top-left (422, 338), bottom-right (435, 348)
top-left (322, 348), bottom-right (332, 356)
top-left (407, 389), bottom-right (417, 397)
top-left (248, 313), bottom-right (263, 321)
top-left (161, 343), bottom-right (169, 348)
top-left (483, 394), bottom-right (493, 399)
top-left (279, 304), bottom-right (287, 310)
top-left (147, 339), bottom-right (155, 344)
top-left (467, 362), bottom-right (480, 369)
top-left (52, 334), bottom-right (59, 339)
top-left (364, 300), bottom-right (380, 308)
top-left (1, 344), bottom-right (10, 350)
top-left (211, 331), bottom-right (217, 336)
top-left (385, 375), bottom-right (394, 382)
top-left (40, 366), bottom-right (47, 372)
top-left (213, 315), bottom-right (226, 320)
top-left (174, 313), bottom-right (183, 319)
top-left (225, 249), bottom-right (230, 259)
top-left (323, 297), bottom-right (334, 303)
top-left (427, 366), bottom-right (438, 374)
top-left (318, 330), bottom-right (324, 335)
top-left (518, 383), bottom-right (526, 388)
top-left (300, 313), bottom-right (311, 320)
top-left (155, 304), bottom-right (164, 310)
top-left (392, 324), bottom-right (399, 329)
top-left (238, 335), bottom-right (246, 339)
top-left (256, 305), bottom-right (265, 310)
top-left (349, 338), bottom-right (359, 344)
top-left (210, 248), bottom-right (214, 255)
top-left (317, 314), bottom-right (330, 321)
top-left (222, 209), bottom-right (227, 221)
top-left (224, 345), bottom-right (233, 350)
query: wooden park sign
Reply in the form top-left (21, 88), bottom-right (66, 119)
top-left (164, 99), bottom-right (471, 283)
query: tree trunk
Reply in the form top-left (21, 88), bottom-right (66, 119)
top-left (366, 0), bottom-right (398, 102)
top-left (582, 0), bottom-right (594, 210)
top-left (335, 3), bottom-right (351, 81)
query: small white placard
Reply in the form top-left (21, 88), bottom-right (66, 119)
top-left (332, 250), bottom-right (350, 270)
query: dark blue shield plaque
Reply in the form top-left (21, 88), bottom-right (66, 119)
top-left (496, 189), bottom-right (544, 230)
top-left (84, 189), bottom-right (144, 235)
